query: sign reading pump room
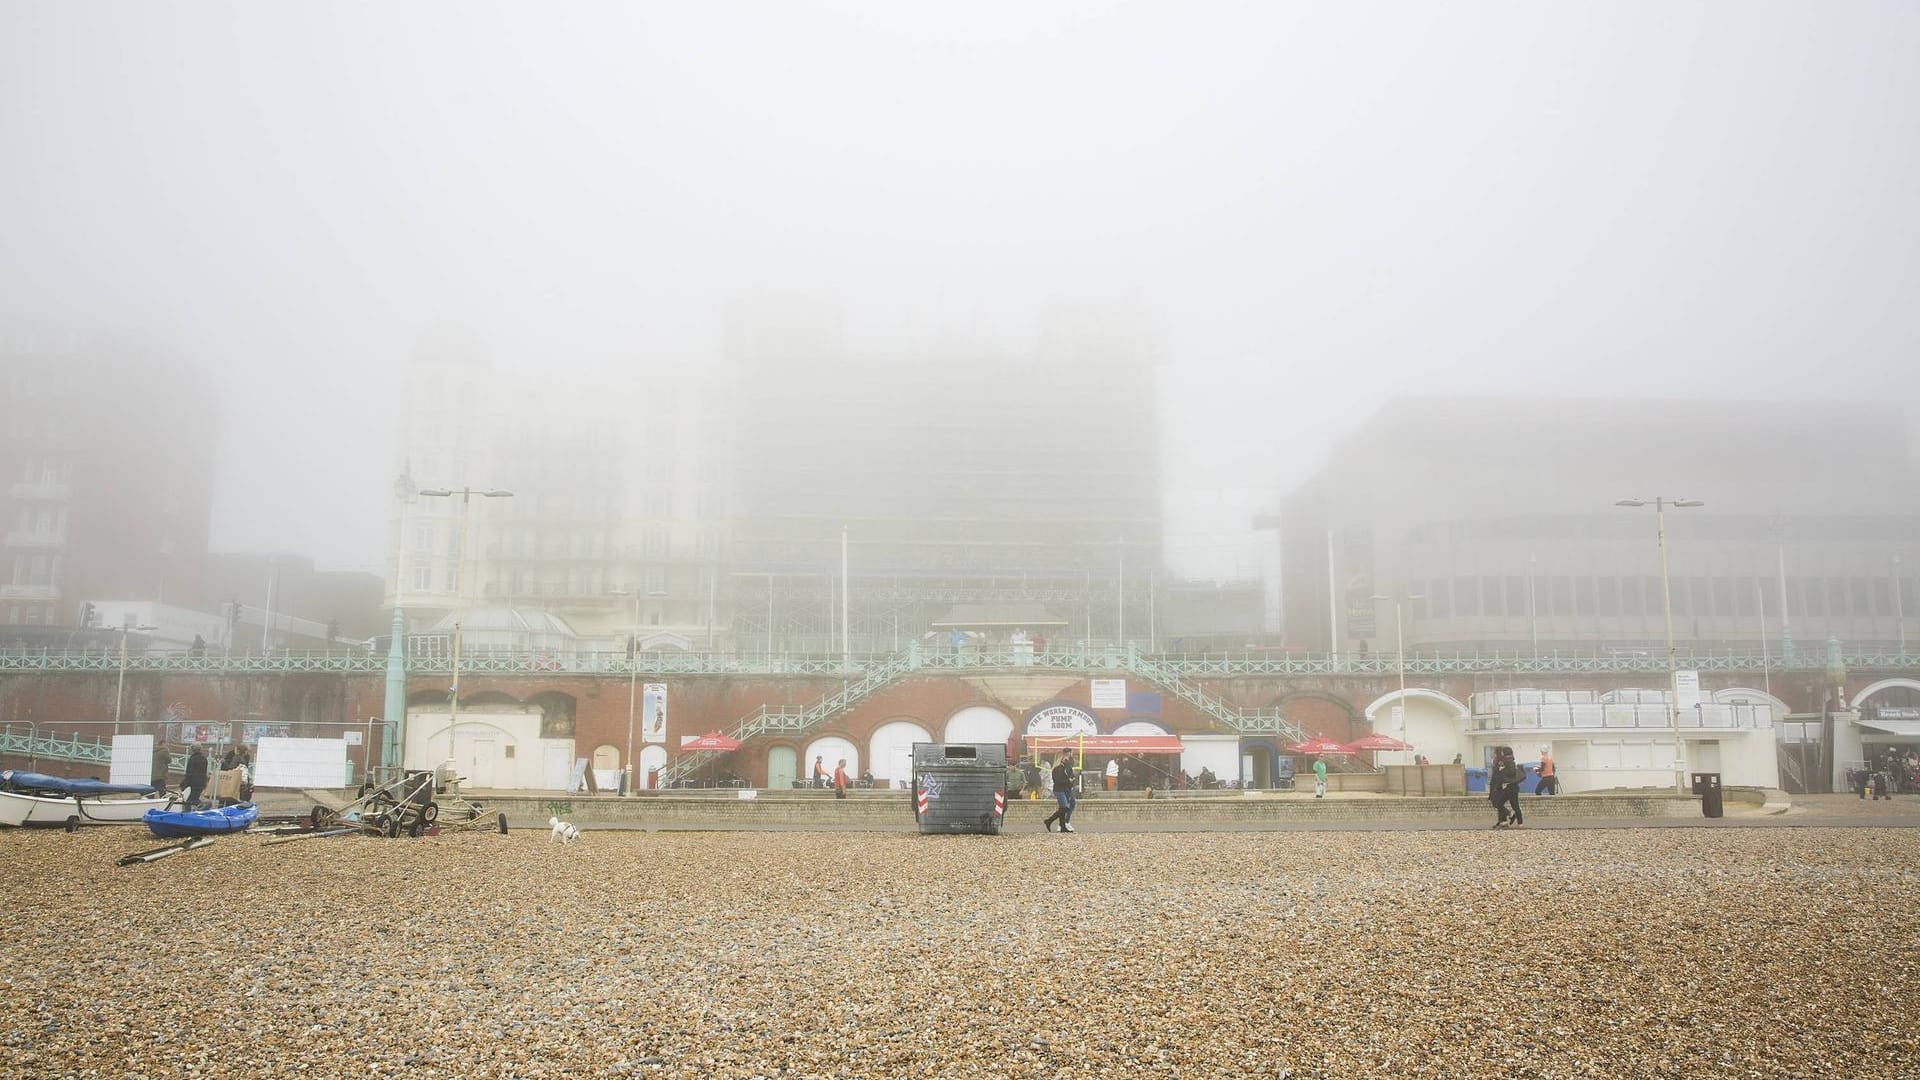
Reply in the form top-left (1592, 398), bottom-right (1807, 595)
top-left (1025, 704), bottom-right (1099, 737)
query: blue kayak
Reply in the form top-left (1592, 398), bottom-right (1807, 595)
top-left (144, 803), bottom-right (258, 838)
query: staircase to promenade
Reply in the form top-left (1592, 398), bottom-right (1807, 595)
top-left (655, 646), bottom-right (1306, 786)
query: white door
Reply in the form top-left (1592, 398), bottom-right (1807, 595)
top-left (543, 745), bottom-right (572, 791)
top-left (467, 740), bottom-right (496, 788)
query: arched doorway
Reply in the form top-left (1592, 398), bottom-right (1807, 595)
top-left (639, 745), bottom-right (668, 790)
top-left (766, 745), bottom-right (797, 791)
top-left (802, 737), bottom-right (858, 786)
top-left (591, 744), bottom-right (621, 792)
top-left (1362, 688), bottom-right (1470, 765)
top-left (945, 706), bottom-right (1014, 745)
top-left (869, 720), bottom-right (933, 787)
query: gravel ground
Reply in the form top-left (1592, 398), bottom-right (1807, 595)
top-left (2, 826), bottom-right (1916, 1079)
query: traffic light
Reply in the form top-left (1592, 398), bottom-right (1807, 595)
top-left (79, 601), bottom-right (95, 627)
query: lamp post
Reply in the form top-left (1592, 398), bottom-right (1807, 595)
top-left (1894, 554), bottom-right (1907, 654)
top-left (1371, 592), bottom-right (1424, 757)
top-left (1616, 497), bottom-right (1704, 795)
top-left (417, 487), bottom-right (513, 777)
top-left (612, 588), bottom-right (643, 794)
top-left (112, 623), bottom-right (159, 736)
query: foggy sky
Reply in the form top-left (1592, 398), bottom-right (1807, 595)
top-left (3, 1), bottom-right (1916, 579)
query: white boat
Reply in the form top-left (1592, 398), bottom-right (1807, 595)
top-left (0, 770), bottom-right (179, 827)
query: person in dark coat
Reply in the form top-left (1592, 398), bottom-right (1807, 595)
top-left (150, 742), bottom-right (172, 791)
top-left (1492, 746), bottom-right (1525, 829)
top-left (1042, 754), bottom-right (1079, 833)
top-left (183, 746), bottom-right (210, 810)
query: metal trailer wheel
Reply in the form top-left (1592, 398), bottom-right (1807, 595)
top-left (64, 815), bottom-right (81, 833)
top-left (382, 815), bottom-right (402, 839)
top-left (310, 805), bottom-right (333, 829)
top-left (422, 802), bottom-right (439, 824)
top-left (408, 819), bottom-right (424, 838)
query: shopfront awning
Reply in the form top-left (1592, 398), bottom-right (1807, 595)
top-left (1025, 734), bottom-right (1185, 755)
top-left (1856, 718), bottom-right (1920, 738)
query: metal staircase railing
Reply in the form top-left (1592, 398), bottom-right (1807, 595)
top-left (0, 725), bottom-right (192, 773)
top-left (653, 647), bottom-right (1315, 783)
top-left (655, 654), bottom-right (916, 785)
top-left (1125, 653), bottom-right (1304, 742)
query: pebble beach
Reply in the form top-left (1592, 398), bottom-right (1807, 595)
top-left (2, 825), bottom-right (1916, 1078)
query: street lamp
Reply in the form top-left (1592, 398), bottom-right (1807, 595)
top-left (417, 487), bottom-right (514, 777)
top-left (1894, 554), bottom-right (1907, 654)
top-left (1616, 497), bottom-right (1705, 794)
top-left (110, 623), bottom-right (158, 735)
top-left (1371, 592), bottom-right (1424, 756)
top-left (612, 588), bottom-right (643, 795)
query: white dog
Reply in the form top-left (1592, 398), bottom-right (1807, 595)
top-left (548, 816), bottom-right (580, 844)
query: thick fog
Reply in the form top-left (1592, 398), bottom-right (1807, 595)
top-left (2, 1), bottom-right (1916, 577)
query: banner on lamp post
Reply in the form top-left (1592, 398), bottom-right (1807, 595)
top-left (641, 684), bottom-right (667, 743)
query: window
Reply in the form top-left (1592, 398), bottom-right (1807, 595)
top-left (1871, 578), bottom-right (1891, 617)
top-left (1575, 577), bottom-right (1594, 617)
top-left (1596, 577), bottom-right (1618, 617)
top-left (1427, 579), bottom-right (1450, 619)
top-left (1711, 578), bottom-right (1733, 618)
top-left (445, 566), bottom-right (460, 594)
top-left (1827, 577), bottom-right (1849, 617)
top-left (643, 529), bottom-right (669, 558)
top-left (1622, 577), bottom-right (1644, 617)
top-left (413, 525), bottom-right (433, 553)
top-left (411, 565), bottom-right (432, 591)
top-left (1551, 577), bottom-right (1572, 617)
top-left (1850, 577), bottom-right (1871, 618)
top-left (1481, 577), bottom-right (1502, 617)
top-left (1506, 576), bottom-right (1528, 618)
top-left (1453, 577), bottom-right (1478, 617)
top-left (643, 566), bottom-right (668, 595)
top-left (1734, 577), bottom-right (1758, 617)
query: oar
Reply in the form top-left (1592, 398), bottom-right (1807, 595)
top-left (116, 837), bottom-right (216, 866)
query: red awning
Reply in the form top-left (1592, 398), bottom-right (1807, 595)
top-left (1025, 734), bottom-right (1185, 755)
top-left (679, 731), bottom-right (742, 752)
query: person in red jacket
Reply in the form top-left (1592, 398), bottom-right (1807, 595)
top-left (833, 759), bottom-right (850, 800)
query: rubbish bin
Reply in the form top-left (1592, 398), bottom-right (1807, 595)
top-left (1464, 768), bottom-right (1489, 794)
top-left (911, 743), bottom-right (1009, 835)
top-left (1689, 772), bottom-right (1723, 818)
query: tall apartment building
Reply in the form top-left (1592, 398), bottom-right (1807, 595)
top-left (1280, 398), bottom-right (1920, 655)
top-left (385, 349), bottom-right (728, 647)
top-left (725, 303), bottom-right (1163, 651)
top-left (0, 332), bottom-right (216, 629)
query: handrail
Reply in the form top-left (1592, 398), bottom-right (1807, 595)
top-left (3, 645), bottom-right (1914, 677)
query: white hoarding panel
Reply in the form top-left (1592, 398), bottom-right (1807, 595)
top-left (111, 734), bottom-right (155, 787)
top-left (255, 737), bottom-right (348, 788)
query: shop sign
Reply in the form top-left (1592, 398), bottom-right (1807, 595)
top-left (1025, 705), bottom-right (1098, 737)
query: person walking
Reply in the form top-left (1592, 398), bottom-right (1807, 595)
top-left (1493, 746), bottom-right (1525, 828)
top-left (1312, 756), bottom-right (1328, 799)
top-left (1536, 746), bottom-right (1558, 796)
top-left (812, 755), bottom-right (827, 790)
top-left (150, 741), bottom-right (172, 791)
top-left (182, 745), bottom-right (210, 811)
top-left (1042, 753), bottom-right (1078, 833)
top-left (832, 758), bottom-right (849, 800)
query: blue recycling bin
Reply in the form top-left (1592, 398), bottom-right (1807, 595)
top-left (1464, 767), bottom-right (1489, 793)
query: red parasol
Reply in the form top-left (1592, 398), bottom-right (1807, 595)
top-left (1346, 733), bottom-right (1413, 752)
top-left (679, 731), bottom-right (742, 752)
top-left (1287, 736), bottom-right (1353, 756)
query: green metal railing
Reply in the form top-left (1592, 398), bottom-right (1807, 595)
top-left (5, 645), bottom-right (1914, 678)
